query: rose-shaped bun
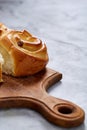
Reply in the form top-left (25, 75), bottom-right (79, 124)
top-left (0, 23), bottom-right (49, 77)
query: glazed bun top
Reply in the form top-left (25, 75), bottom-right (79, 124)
top-left (0, 23), bottom-right (49, 77)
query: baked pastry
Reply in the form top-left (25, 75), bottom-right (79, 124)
top-left (0, 23), bottom-right (49, 77)
top-left (0, 53), bottom-right (4, 82)
top-left (0, 63), bottom-right (3, 82)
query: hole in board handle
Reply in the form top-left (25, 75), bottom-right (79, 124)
top-left (58, 106), bottom-right (73, 114)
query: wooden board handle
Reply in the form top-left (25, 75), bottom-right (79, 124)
top-left (0, 96), bottom-right (85, 128)
top-left (40, 96), bottom-right (85, 128)
top-left (0, 68), bottom-right (85, 128)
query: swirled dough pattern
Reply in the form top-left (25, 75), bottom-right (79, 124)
top-left (0, 23), bottom-right (49, 77)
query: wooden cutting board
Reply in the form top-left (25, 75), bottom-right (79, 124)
top-left (0, 68), bottom-right (85, 128)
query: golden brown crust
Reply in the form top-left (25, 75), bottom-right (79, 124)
top-left (0, 63), bottom-right (3, 82)
top-left (0, 23), bottom-right (9, 37)
top-left (0, 23), bottom-right (49, 77)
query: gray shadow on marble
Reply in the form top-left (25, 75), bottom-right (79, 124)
top-left (47, 81), bottom-right (62, 96)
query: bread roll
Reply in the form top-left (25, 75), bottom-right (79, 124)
top-left (0, 63), bottom-right (3, 82)
top-left (0, 53), bottom-right (4, 82)
top-left (0, 23), bottom-right (49, 77)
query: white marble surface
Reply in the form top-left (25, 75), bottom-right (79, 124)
top-left (0, 0), bottom-right (87, 129)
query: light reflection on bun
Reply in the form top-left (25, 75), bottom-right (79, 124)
top-left (0, 23), bottom-right (49, 77)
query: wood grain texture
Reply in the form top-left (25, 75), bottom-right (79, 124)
top-left (0, 68), bottom-right (85, 128)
